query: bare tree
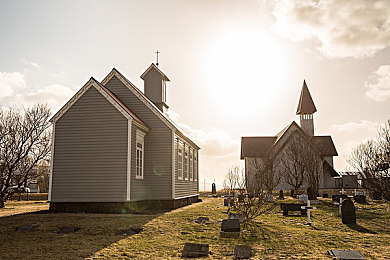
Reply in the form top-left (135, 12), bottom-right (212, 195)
top-left (249, 153), bottom-right (280, 196)
top-left (302, 141), bottom-right (323, 200)
top-left (223, 166), bottom-right (244, 195)
top-left (0, 104), bottom-right (51, 207)
top-left (349, 120), bottom-right (390, 201)
top-left (279, 134), bottom-right (307, 196)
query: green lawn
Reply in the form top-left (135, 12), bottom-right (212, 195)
top-left (0, 198), bottom-right (389, 259)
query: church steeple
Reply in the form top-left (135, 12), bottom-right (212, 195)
top-left (296, 80), bottom-right (316, 136)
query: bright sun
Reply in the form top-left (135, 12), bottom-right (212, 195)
top-left (203, 28), bottom-right (286, 115)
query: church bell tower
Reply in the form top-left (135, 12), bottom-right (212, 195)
top-left (296, 80), bottom-right (317, 136)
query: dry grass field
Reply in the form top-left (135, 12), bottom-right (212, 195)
top-left (0, 197), bottom-right (389, 259)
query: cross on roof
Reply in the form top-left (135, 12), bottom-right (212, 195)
top-left (155, 50), bottom-right (160, 66)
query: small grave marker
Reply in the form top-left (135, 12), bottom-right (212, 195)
top-left (301, 200), bottom-right (317, 225)
top-left (323, 193), bottom-right (329, 198)
top-left (298, 194), bottom-right (308, 204)
top-left (182, 243), bottom-right (209, 258)
top-left (354, 195), bottom-right (366, 204)
top-left (264, 193), bottom-right (274, 202)
top-left (17, 225), bottom-right (34, 232)
top-left (221, 219), bottom-right (240, 232)
top-left (328, 249), bottom-right (365, 259)
top-left (341, 198), bottom-right (356, 225)
top-left (58, 227), bottom-right (79, 234)
top-left (234, 245), bottom-right (251, 259)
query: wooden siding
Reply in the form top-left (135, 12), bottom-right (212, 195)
top-left (51, 87), bottom-right (128, 202)
top-left (104, 76), bottom-right (172, 200)
top-left (174, 135), bottom-right (198, 198)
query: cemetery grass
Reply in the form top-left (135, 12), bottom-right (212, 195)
top-left (0, 198), bottom-right (389, 259)
top-left (90, 197), bottom-right (390, 259)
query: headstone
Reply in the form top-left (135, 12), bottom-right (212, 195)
top-left (234, 245), bottom-right (251, 259)
top-left (194, 217), bottom-right (209, 224)
top-left (211, 183), bottom-right (216, 195)
top-left (118, 228), bottom-right (142, 235)
top-left (354, 195), bottom-right (366, 204)
top-left (238, 194), bottom-right (245, 202)
top-left (278, 190), bottom-right (285, 200)
top-left (290, 189), bottom-right (295, 198)
top-left (332, 195), bottom-right (340, 203)
top-left (17, 225), bottom-right (34, 232)
top-left (228, 212), bottom-right (244, 223)
top-left (221, 219), bottom-right (240, 232)
top-left (264, 193), bottom-right (274, 202)
top-left (224, 196), bottom-right (233, 206)
top-left (328, 249), bottom-right (365, 260)
top-left (323, 193), bottom-right (329, 198)
top-left (182, 243), bottom-right (209, 258)
top-left (58, 227), bottom-right (78, 234)
top-left (341, 198), bottom-right (356, 225)
top-left (298, 194), bottom-right (308, 204)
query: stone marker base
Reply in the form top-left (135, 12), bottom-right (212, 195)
top-left (50, 195), bottom-right (199, 213)
top-left (182, 242), bottom-right (209, 258)
top-left (220, 231), bottom-right (240, 238)
top-left (328, 249), bottom-right (365, 260)
top-left (234, 245), bottom-right (251, 259)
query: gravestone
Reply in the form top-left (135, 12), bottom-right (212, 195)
top-left (224, 196), bottom-right (233, 206)
top-left (234, 245), bottom-right (251, 259)
top-left (290, 189), bottom-right (295, 198)
top-left (354, 195), bottom-right (366, 204)
top-left (58, 227), bottom-right (78, 234)
top-left (328, 249), bottom-right (365, 259)
top-left (228, 212), bottom-right (244, 223)
top-left (194, 217), bottom-right (209, 224)
top-left (264, 193), bottom-right (274, 202)
top-left (238, 194), bottom-right (245, 202)
top-left (323, 193), bottom-right (329, 198)
top-left (341, 198), bottom-right (356, 225)
top-left (221, 219), bottom-right (240, 232)
top-left (278, 190), bottom-right (285, 200)
top-left (182, 243), bottom-right (209, 258)
top-left (211, 183), bottom-right (216, 195)
top-left (298, 194), bottom-right (308, 204)
top-left (17, 225), bottom-right (34, 232)
top-left (332, 195), bottom-right (340, 203)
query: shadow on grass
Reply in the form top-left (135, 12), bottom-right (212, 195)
top-left (0, 209), bottom-right (165, 260)
top-left (346, 224), bottom-right (377, 234)
top-left (242, 221), bottom-right (278, 241)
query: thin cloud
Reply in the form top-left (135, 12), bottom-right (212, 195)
top-left (270, 0), bottom-right (390, 59)
top-left (365, 64), bottom-right (390, 102)
top-left (332, 120), bottom-right (379, 133)
top-left (19, 58), bottom-right (41, 69)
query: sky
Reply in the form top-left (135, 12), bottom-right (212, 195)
top-left (0, 0), bottom-right (389, 188)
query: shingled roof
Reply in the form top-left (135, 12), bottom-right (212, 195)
top-left (296, 80), bottom-right (317, 115)
top-left (310, 136), bottom-right (338, 156)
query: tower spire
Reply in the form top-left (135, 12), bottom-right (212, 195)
top-left (296, 80), bottom-right (316, 136)
top-left (155, 50), bottom-right (160, 66)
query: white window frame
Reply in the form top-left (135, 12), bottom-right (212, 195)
top-left (193, 151), bottom-right (197, 181)
top-left (136, 131), bottom-right (145, 179)
top-left (189, 148), bottom-right (193, 181)
top-left (177, 140), bottom-right (183, 180)
top-left (184, 145), bottom-right (188, 180)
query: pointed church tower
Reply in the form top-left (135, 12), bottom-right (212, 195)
top-left (296, 80), bottom-right (317, 136)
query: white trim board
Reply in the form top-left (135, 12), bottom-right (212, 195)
top-left (48, 122), bottom-right (55, 202)
top-left (127, 119), bottom-right (132, 201)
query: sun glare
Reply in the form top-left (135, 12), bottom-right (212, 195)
top-left (203, 28), bottom-right (286, 115)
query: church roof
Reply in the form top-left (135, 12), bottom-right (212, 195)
top-left (140, 63), bottom-right (170, 81)
top-left (310, 136), bottom-right (338, 156)
top-left (323, 161), bottom-right (339, 177)
top-left (240, 137), bottom-right (277, 159)
top-left (296, 80), bottom-right (317, 115)
top-left (240, 122), bottom-right (338, 159)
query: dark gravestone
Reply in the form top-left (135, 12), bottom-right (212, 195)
top-left (17, 225), bottom-right (34, 232)
top-left (58, 227), bottom-right (79, 234)
top-left (328, 249), bottom-right (365, 259)
top-left (290, 189), bottom-right (295, 198)
top-left (224, 196), bottom-right (234, 207)
top-left (221, 219), bottom-right (240, 232)
top-left (182, 243), bottom-right (209, 258)
top-left (118, 228), bottom-right (142, 235)
top-left (194, 217), bottom-right (209, 224)
top-left (238, 194), bottom-right (245, 202)
top-left (341, 198), bottom-right (356, 225)
top-left (211, 183), bottom-right (216, 195)
top-left (280, 203), bottom-right (307, 216)
top-left (234, 245), bottom-right (251, 259)
top-left (278, 190), bottom-right (284, 200)
top-left (323, 193), bottom-right (329, 198)
top-left (354, 195), bottom-right (366, 204)
top-left (332, 195), bottom-right (340, 203)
